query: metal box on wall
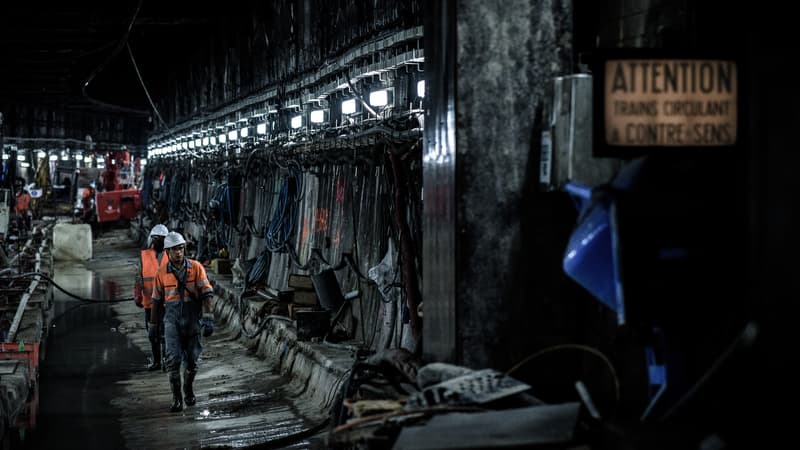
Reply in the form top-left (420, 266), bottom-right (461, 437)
top-left (540, 74), bottom-right (621, 190)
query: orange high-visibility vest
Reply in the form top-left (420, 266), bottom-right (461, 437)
top-left (140, 249), bottom-right (167, 308)
top-left (16, 192), bottom-right (30, 214)
top-left (152, 259), bottom-right (214, 304)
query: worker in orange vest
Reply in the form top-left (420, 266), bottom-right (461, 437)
top-left (80, 181), bottom-right (97, 223)
top-left (15, 188), bottom-right (31, 215)
top-left (134, 224), bottom-right (169, 371)
top-left (14, 181), bottom-right (32, 231)
top-left (151, 231), bottom-right (215, 412)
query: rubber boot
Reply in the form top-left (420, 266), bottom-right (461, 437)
top-left (147, 339), bottom-right (161, 371)
top-left (169, 371), bottom-right (183, 413)
top-left (183, 368), bottom-right (197, 406)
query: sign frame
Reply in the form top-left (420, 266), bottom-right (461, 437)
top-left (587, 49), bottom-right (745, 158)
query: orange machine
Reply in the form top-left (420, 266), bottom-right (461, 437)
top-left (95, 149), bottom-right (142, 223)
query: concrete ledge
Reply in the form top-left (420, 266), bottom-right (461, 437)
top-left (210, 275), bottom-right (356, 419)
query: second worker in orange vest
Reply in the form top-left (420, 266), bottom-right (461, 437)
top-left (134, 224), bottom-right (169, 371)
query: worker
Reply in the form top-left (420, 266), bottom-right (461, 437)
top-left (14, 185), bottom-right (32, 230)
top-left (151, 231), bottom-right (215, 412)
top-left (81, 181), bottom-right (96, 222)
top-left (15, 186), bottom-right (31, 215)
top-left (134, 224), bottom-right (170, 371)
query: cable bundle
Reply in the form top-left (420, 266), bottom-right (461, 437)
top-left (264, 164), bottom-right (303, 253)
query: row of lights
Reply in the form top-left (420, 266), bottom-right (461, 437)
top-left (149, 117), bottom-right (253, 157)
top-left (2, 150), bottom-right (148, 170)
top-left (149, 81), bottom-right (425, 158)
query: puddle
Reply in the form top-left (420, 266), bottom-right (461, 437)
top-left (51, 265), bottom-right (125, 303)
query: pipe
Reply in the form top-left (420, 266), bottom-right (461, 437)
top-left (6, 236), bottom-right (46, 343)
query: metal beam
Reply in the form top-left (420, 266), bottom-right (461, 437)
top-left (6, 233), bottom-right (46, 343)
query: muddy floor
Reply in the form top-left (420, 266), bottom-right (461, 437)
top-left (21, 226), bottom-right (327, 449)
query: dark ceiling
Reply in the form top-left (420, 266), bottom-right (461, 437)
top-left (0, 1), bottom-right (215, 117)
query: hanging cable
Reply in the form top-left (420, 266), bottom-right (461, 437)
top-left (126, 42), bottom-right (169, 129)
top-left (80, 0), bottom-right (149, 116)
top-left (264, 164), bottom-right (303, 253)
top-left (504, 343), bottom-right (621, 417)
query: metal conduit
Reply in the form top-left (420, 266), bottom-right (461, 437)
top-left (6, 234), bottom-right (48, 343)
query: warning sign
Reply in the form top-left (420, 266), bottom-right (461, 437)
top-left (604, 59), bottom-right (737, 146)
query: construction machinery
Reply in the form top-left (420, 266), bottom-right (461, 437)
top-left (91, 149), bottom-right (142, 224)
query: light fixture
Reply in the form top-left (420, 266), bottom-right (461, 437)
top-left (218, 133), bottom-right (227, 144)
top-left (49, 154), bottom-right (58, 161)
top-left (37, 150), bottom-right (47, 159)
top-left (17, 154), bottom-right (25, 162)
top-left (189, 141), bottom-right (195, 149)
top-left (291, 115), bottom-right (303, 129)
top-left (417, 80), bottom-right (426, 98)
top-left (310, 110), bottom-right (325, 124)
top-left (342, 99), bottom-right (357, 115)
top-left (228, 129), bottom-right (238, 141)
top-left (194, 138), bottom-right (201, 148)
top-left (240, 126), bottom-right (249, 138)
top-left (202, 137), bottom-right (209, 146)
top-left (256, 122), bottom-right (267, 135)
top-left (140, 158), bottom-right (147, 166)
top-left (369, 89), bottom-right (389, 107)
top-left (84, 156), bottom-right (92, 163)
top-left (210, 136), bottom-right (217, 145)
top-left (1, 154), bottom-right (8, 160)
top-left (20, 162), bottom-right (30, 168)
top-left (75, 152), bottom-right (83, 160)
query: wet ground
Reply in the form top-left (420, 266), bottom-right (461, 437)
top-left (24, 302), bottom-right (139, 450)
top-left (17, 226), bottom-right (327, 449)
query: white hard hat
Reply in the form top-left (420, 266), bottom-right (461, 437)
top-left (164, 231), bottom-right (187, 249)
top-left (149, 224), bottom-right (169, 237)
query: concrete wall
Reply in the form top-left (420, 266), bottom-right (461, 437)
top-left (425, 0), bottom-right (574, 369)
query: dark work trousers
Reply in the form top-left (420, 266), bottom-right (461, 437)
top-left (163, 300), bottom-right (202, 372)
top-left (144, 308), bottom-right (162, 358)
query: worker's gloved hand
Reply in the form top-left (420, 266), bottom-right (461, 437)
top-left (147, 323), bottom-right (159, 340)
top-left (134, 284), bottom-right (143, 308)
top-left (200, 317), bottom-right (214, 337)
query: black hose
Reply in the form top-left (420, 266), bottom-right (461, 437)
top-left (5, 272), bottom-right (134, 303)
